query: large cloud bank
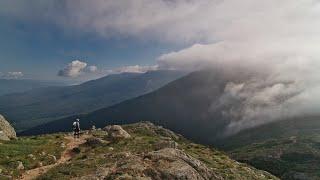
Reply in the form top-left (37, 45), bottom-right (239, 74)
top-left (3, 0), bottom-right (320, 134)
top-left (154, 0), bottom-right (320, 134)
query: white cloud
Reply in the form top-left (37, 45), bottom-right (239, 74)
top-left (150, 0), bottom-right (320, 134)
top-left (0, 71), bottom-right (24, 79)
top-left (86, 65), bottom-right (98, 73)
top-left (8, 71), bottom-right (23, 78)
top-left (159, 41), bottom-right (320, 134)
top-left (108, 65), bottom-right (159, 74)
top-left (58, 62), bottom-right (158, 80)
top-left (58, 60), bottom-right (88, 77)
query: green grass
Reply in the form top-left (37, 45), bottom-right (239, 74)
top-left (0, 134), bottom-right (67, 178)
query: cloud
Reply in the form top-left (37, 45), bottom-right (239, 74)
top-left (159, 42), bottom-right (320, 135)
top-left (58, 62), bottom-right (158, 80)
top-left (0, 0), bottom-right (212, 43)
top-left (58, 60), bottom-right (98, 78)
top-left (108, 65), bottom-right (159, 74)
top-left (0, 71), bottom-right (24, 79)
top-left (85, 65), bottom-right (98, 73)
top-left (8, 72), bottom-right (24, 78)
top-left (159, 41), bottom-right (320, 135)
top-left (1, 0), bottom-right (319, 44)
top-left (152, 0), bottom-right (320, 134)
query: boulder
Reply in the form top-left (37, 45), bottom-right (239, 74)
top-left (144, 148), bottom-right (216, 180)
top-left (0, 131), bottom-right (9, 141)
top-left (154, 140), bottom-right (178, 150)
top-left (0, 114), bottom-right (16, 141)
top-left (129, 122), bottom-right (181, 140)
top-left (104, 125), bottom-right (131, 140)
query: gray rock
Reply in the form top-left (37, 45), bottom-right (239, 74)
top-left (27, 154), bottom-right (34, 158)
top-left (17, 161), bottom-right (24, 170)
top-left (130, 122), bottom-right (181, 140)
top-left (0, 114), bottom-right (16, 141)
top-left (48, 154), bottom-right (57, 162)
top-left (104, 125), bottom-right (131, 140)
top-left (145, 148), bottom-right (216, 180)
top-left (77, 168), bottom-right (111, 180)
top-left (60, 142), bottom-right (66, 148)
top-left (154, 140), bottom-right (178, 150)
top-left (104, 148), bottom-right (219, 180)
top-left (28, 154), bottom-right (37, 160)
top-left (0, 131), bottom-right (9, 141)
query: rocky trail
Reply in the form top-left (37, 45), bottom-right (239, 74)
top-left (19, 134), bottom-right (90, 180)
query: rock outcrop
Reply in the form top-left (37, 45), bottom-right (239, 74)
top-left (103, 125), bottom-right (131, 140)
top-left (86, 148), bottom-right (217, 180)
top-left (144, 148), bottom-right (218, 179)
top-left (0, 114), bottom-right (16, 141)
top-left (154, 138), bottom-right (178, 150)
top-left (33, 122), bottom-right (279, 180)
top-left (131, 122), bottom-right (181, 140)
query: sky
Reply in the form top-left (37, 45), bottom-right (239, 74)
top-left (0, 0), bottom-right (187, 81)
top-left (2, 0), bottom-right (318, 81)
top-left (1, 0), bottom-right (320, 132)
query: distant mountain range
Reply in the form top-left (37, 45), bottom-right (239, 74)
top-left (22, 69), bottom-right (252, 142)
top-left (23, 69), bottom-right (320, 145)
top-left (20, 69), bottom-right (320, 179)
top-left (0, 79), bottom-right (66, 96)
top-left (0, 70), bottom-right (186, 131)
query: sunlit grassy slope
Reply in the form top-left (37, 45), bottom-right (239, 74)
top-left (0, 134), bottom-right (67, 178)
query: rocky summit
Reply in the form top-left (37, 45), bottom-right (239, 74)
top-left (0, 122), bottom-right (278, 179)
top-left (33, 122), bottom-right (278, 180)
top-left (0, 114), bottom-right (16, 141)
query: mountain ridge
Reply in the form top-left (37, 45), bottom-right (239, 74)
top-left (0, 70), bottom-right (186, 131)
top-left (20, 69), bottom-right (251, 143)
top-left (0, 79), bottom-right (66, 96)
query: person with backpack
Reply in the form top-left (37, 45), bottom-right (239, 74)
top-left (73, 118), bottom-right (81, 138)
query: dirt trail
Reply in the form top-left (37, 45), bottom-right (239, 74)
top-left (19, 135), bottom-right (89, 180)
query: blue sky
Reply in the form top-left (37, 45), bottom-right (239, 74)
top-left (0, 0), bottom-right (214, 82)
top-left (0, 12), bottom-right (182, 81)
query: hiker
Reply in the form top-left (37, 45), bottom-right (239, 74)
top-left (73, 118), bottom-right (81, 138)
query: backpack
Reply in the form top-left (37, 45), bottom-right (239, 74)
top-left (73, 122), bottom-right (79, 129)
